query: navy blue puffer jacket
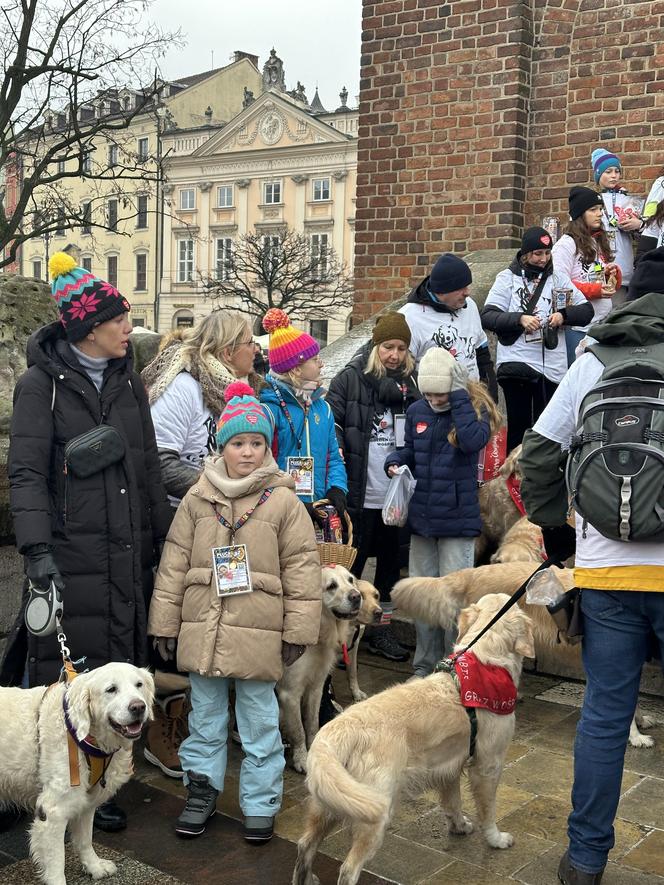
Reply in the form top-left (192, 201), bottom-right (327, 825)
top-left (384, 392), bottom-right (490, 538)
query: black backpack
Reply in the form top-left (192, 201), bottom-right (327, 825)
top-left (566, 342), bottom-right (664, 541)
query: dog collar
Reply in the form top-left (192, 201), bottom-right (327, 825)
top-left (63, 693), bottom-right (115, 790)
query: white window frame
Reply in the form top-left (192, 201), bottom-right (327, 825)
top-left (135, 252), bottom-right (148, 291)
top-left (263, 180), bottom-right (282, 205)
top-left (262, 235), bottom-right (281, 269)
top-left (179, 188), bottom-right (196, 211)
top-left (312, 177), bottom-right (330, 202)
top-left (32, 259), bottom-right (43, 280)
top-left (57, 159), bottom-right (66, 174)
top-left (81, 151), bottom-right (91, 174)
top-left (215, 237), bottom-right (233, 281)
top-left (136, 194), bottom-right (148, 229)
top-left (107, 254), bottom-right (119, 287)
top-left (108, 144), bottom-right (119, 167)
top-left (137, 137), bottom-right (149, 162)
top-left (107, 198), bottom-right (118, 232)
top-left (81, 200), bottom-right (92, 234)
top-left (177, 238), bottom-right (194, 283)
top-left (310, 233), bottom-right (329, 277)
top-left (216, 184), bottom-right (233, 208)
top-left (81, 255), bottom-right (93, 272)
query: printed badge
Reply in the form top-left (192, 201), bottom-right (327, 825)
top-left (416, 422), bottom-right (428, 434)
top-left (212, 545), bottom-right (253, 597)
top-left (286, 456), bottom-right (314, 496)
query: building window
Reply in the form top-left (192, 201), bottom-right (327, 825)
top-left (32, 260), bottom-right (43, 280)
top-left (82, 151), bottom-right (91, 173)
top-left (123, 95), bottom-right (131, 111)
top-left (81, 201), bottom-right (92, 234)
top-left (107, 255), bottom-right (118, 287)
top-left (173, 309), bottom-right (194, 329)
top-left (177, 239), bottom-right (194, 282)
top-left (217, 185), bottom-right (233, 208)
top-left (179, 188), bottom-right (196, 211)
top-left (107, 198), bottom-right (118, 232)
top-left (132, 317), bottom-right (145, 327)
top-left (310, 319), bottom-right (328, 348)
top-left (312, 178), bottom-right (330, 201)
top-left (262, 235), bottom-right (281, 271)
top-left (136, 194), bottom-right (148, 229)
top-left (135, 253), bottom-right (147, 290)
top-left (310, 233), bottom-right (329, 277)
top-left (108, 144), bottom-right (118, 167)
top-left (137, 137), bottom-right (149, 162)
top-left (81, 255), bottom-right (93, 271)
top-left (215, 238), bottom-right (233, 280)
top-left (263, 181), bottom-right (281, 205)
top-left (55, 207), bottom-right (66, 236)
top-left (57, 159), bottom-right (66, 174)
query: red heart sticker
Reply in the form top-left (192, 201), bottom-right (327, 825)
top-left (246, 414), bottom-right (258, 424)
top-left (416, 422), bottom-right (428, 434)
top-left (540, 235), bottom-right (551, 245)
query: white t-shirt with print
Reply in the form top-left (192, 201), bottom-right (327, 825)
top-left (532, 351), bottom-right (664, 569)
top-left (642, 216), bottom-right (664, 247)
top-left (150, 371), bottom-right (216, 471)
top-left (400, 298), bottom-right (487, 379)
top-left (485, 268), bottom-right (587, 384)
top-left (552, 234), bottom-right (613, 331)
top-left (364, 406), bottom-right (396, 509)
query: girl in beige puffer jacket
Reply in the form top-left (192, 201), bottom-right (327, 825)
top-left (149, 382), bottom-right (320, 840)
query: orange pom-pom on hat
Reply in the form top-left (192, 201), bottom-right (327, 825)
top-left (261, 308), bottom-right (319, 373)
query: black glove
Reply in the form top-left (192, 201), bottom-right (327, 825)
top-left (541, 524), bottom-right (576, 567)
top-left (24, 544), bottom-right (64, 591)
top-left (326, 486), bottom-right (347, 520)
top-left (304, 502), bottom-right (325, 526)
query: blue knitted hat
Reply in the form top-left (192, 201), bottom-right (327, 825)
top-left (216, 382), bottom-right (273, 447)
top-left (591, 148), bottom-right (621, 183)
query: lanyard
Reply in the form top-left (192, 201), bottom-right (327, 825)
top-left (214, 488), bottom-right (273, 542)
top-left (602, 190), bottom-right (618, 226)
top-left (267, 377), bottom-right (309, 452)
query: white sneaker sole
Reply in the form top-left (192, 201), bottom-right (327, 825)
top-left (144, 748), bottom-right (184, 778)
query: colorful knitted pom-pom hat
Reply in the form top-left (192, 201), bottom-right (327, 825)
top-left (262, 308), bottom-right (320, 374)
top-left (48, 251), bottom-right (130, 342)
top-left (216, 381), bottom-right (274, 447)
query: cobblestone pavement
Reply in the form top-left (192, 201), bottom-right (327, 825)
top-left (2, 648), bottom-right (664, 884)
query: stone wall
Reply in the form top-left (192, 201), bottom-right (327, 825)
top-left (354, 0), bottom-right (664, 321)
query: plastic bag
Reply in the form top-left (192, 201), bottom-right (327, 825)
top-left (382, 465), bottom-right (417, 527)
top-left (525, 569), bottom-right (565, 607)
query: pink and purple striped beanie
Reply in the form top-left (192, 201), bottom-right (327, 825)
top-left (262, 308), bottom-right (319, 373)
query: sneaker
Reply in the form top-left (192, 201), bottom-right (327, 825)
top-left (144, 693), bottom-right (188, 778)
top-left (243, 816), bottom-right (274, 844)
top-left (557, 850), bottom-right (605, 884)
top-left (367, 627), bottom-right (410, 662)
top-left (93, 800), bottom-right (127, 832)
top-left (175, 772), bottom-right (218, 837)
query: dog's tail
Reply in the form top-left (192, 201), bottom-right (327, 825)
top-left (306, 734), bottom-right (389, 824)
top-left (391, 571), bottom-right (470, 627)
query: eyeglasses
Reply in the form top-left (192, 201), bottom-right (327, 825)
top-left (235, 338), bottom-right (254, 347)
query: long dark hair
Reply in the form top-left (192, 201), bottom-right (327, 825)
top-left (653, 199), bottom-right (664, 227)
top-left (565, 216), bottom-right (614, 264)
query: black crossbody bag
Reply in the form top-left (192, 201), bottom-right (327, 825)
top-left (496, 269), bottom-right (551, 347)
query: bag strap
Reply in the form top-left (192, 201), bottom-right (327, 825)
top-left (522, 269), bottom-right (550, 317)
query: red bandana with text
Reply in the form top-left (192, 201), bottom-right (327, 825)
top-left (454, 651), bottom-right (517, 715)
top-left (506, 474), bottom-right (526, 516)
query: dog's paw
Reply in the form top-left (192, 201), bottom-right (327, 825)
top-left (629, 731), bottom-right (655, 749)
top-left (636, 712), bottom-right (657, 730)
top-left (351, 689), bottom-right (367, 702)
top-left (292, 746), bottom-right (308, 774)
top-left (85, 857), bottom-right (117, 880)
top-left (485, 828), bottom-right (514, 849)
top-left (448, 814), bottom-right (473, 836)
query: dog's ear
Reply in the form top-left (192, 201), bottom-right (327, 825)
top-left (139, 668), bottom-right (156, 720)
top-left (66, 680), bottom-right (92, 741)
top-left (514, 618), bottom-right (535, 659)
top-left (457, 603), bottom-right (481, 642)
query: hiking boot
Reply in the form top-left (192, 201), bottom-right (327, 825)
top-left (243, 816), bottom-right (274, 844)
top-left (144, 693), bottom-right (188, 778)
top-left (557, 851), bottom-right (604, 885)
top-left (93, 800), bottom-right (127, 832)
top-left (175, 772), bottom-right (218, 837)
top-left (367, 627), bottom-right (410, 662)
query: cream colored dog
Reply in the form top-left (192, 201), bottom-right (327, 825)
top-left (292, 594), bottom-right (535, 885)
top-left (491, 517), bottom-right (543, 564)
top-left (277, 565), bottom-right (382, 773)
top-left (0, 662), bottom-right (154, 885)
top-left (476, 445), bottom-right (524, 563)
top-left (392, 562), bottom-right (655, 748)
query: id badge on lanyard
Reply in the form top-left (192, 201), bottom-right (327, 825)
top-left (212, 545), bottom-right (252, 597)
top-left (286, 456), bottom-right (315, 496)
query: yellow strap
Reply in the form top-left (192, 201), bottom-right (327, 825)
top-left (67, 732), bottom-right (81, 787)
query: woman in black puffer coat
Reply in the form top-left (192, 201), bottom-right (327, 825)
top-left (326, 312), bottom-right (419, 662)
top-left (3, 253), bottom-right (172, 694)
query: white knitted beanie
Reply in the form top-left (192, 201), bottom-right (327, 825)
top-left (418, 347), bottom-right (457, 394)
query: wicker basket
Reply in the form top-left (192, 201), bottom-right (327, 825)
top-left (313, 499), bottom-right (357, 569)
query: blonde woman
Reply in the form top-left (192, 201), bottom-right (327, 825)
top-left (327, 312), bottom-right (419, 662)
top-left (142, 309), bottom-right (262, 503)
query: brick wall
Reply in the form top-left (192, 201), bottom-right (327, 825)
top-left (354, 0), bottom-right (664, 322)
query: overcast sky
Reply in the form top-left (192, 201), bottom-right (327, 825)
top-left (151, 0), bottom-right (362, 111)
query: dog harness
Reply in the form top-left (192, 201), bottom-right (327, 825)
top-left (436, 652), bottom-right (517, 758)
top-left (62, 693), bottom-right (115, 790)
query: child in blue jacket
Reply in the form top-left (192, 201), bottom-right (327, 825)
top-left (385, 346), bottom-right (501, 676)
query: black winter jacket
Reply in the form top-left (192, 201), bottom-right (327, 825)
top-left (4, 322), bottom-right (172, 686)
top-left (326, 345), bottom-right (419, 545)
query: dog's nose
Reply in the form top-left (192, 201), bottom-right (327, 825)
top-left (349, 591), bottom-right (361, 606)
top-left (373, 609), bottom-right (383, 624)
top-left (129, 700), bottom-right (146, 718)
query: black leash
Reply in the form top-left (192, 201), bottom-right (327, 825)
top-left (455, 556), bottom-right (557, 657)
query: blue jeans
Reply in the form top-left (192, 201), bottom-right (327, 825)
top-left (409, 535), bottom-right (475, 676)
top-left (179, 673), bottom-right (285, 817)
top-left (569, 589), bottom-right (664, 874)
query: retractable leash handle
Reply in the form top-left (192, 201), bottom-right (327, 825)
top-left (456, 557), bottom-right (557, 657)
top-left (24, 579), bottom-right (64, 638)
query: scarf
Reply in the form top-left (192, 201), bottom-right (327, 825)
top-left (203, 451), bottom-right (289, 499)
top-left (364, 367), bottom-right (418, 408)
top-left (141, 339), bottom-right (261, 418)
top-left (453, 651), bottom-right (517, 715)
top-left (269, 372), bottom-right (322, 406)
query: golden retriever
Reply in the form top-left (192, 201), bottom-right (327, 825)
top-left (277, 566), bottom-right (382, 773)
top-left (490, 517), bottom-right (543, 564)
top-left (0, 662), bottom-right (154, 885)
top-left (292, 594), bottom-right (535, 885)
top-left (392, 562), bottom-right (655, 748)
top-left (476, 445), bottom-right (523, 563)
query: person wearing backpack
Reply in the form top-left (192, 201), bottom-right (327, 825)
top-left (519, 294), bottom-right (664, 885)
